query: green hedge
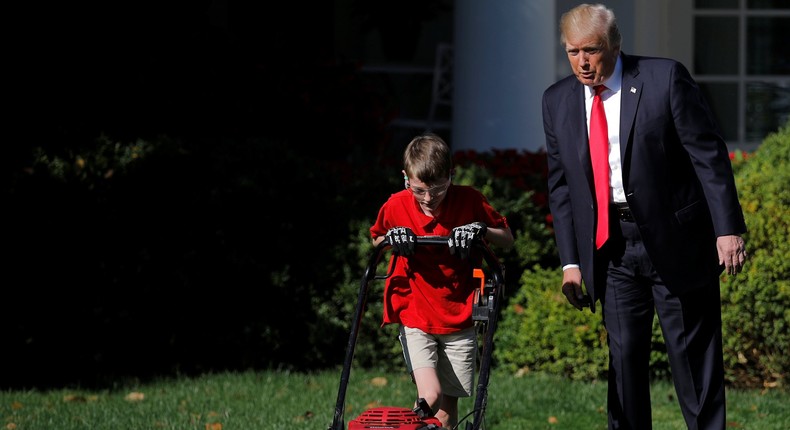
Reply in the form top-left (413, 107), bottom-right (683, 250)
top-left (720, 123), bottom-right (790, 389)
top-left (494, 265), bottom-right (608, 381)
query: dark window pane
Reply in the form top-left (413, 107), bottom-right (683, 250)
top-left (696, 0), bottom-right (738, 8)
top-left (695, 17), bottom-right (739, 74)
top-left (748, 0), bottom-right (790, 9)
top-left (747, 82), bottom-right (790, 140)
top-left (699, 82), bottom-right (739, 141)
top-left (747, 17), bottom-right (790, 74)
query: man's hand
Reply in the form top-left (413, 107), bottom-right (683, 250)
top-left (386, 227), bottom-right (417, 256)
top-left (561, 267), bottom-right (591, 311)
top-left (448, 222), bottom-right (487, 259)
top-left (717, 234), bottom-right (747, 276)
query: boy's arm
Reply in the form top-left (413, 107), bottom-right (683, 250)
top-left (484, 226), bottom-right (514, 249)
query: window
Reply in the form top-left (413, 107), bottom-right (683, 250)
top-left (693, 0), bottom-right (789, 150)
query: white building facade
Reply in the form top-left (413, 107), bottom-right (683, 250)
top-left (450, 0), bottom-right (789, 153)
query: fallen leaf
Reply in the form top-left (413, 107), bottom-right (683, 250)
top-left (6, 423), bottom-right (18, 430)
top-left (364, 401), bottom-right (382, 410)
top-left (63, 395), bottom-right (87, 403)
top-left (548, 416), bottom-right (558, 424)
top-left (124, 392), bottom-right (145, 402)
top-left (370, 377), bottom-right (388, 387)
top-left (11, 401), bottom-right (23, 410)
top-left (205, 423), bottom-right (222, 430)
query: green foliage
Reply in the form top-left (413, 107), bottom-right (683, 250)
top-left (312, 219), bottom-right (403, 371)
top-left (720, 121), bottom-right (790, 389)
top-left (494, 265), bottom-right (608, 380)
top-left (496, 263), bottom-right (670, 381)
top-left (30, 133), bottom-right (160, 187)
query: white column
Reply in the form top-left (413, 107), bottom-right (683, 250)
top-left (452, 0), bottom-right (556, 152)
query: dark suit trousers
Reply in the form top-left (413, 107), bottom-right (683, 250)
top-left (599, 216), bottom-right (726, 430)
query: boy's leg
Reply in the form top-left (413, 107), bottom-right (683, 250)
top-left (400, 326), bottom-right (442, 413)
top-left (437, 326), bottom-right (477, 428)
top-left (437, 395), bottom-right (459, 429)
top-left (400, 325), bottom-right (477, 428)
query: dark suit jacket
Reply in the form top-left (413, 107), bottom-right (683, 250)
top-left (542, 53), bottom-right (746, 309)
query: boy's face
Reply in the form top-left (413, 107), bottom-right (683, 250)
top-left (405, 175), bottom-right (451, 212)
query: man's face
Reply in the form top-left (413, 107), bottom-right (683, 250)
top-left (564, 35), bottom-right (619, 87)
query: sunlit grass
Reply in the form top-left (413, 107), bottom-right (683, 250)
top-left (0, 370), bottom-right (786, 429)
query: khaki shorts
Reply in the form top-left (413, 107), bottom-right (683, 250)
top-left (399, 325), bottom-right (477, 398)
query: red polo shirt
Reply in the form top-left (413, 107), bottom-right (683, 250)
top-left (370, 185), bottom-right (509, 334)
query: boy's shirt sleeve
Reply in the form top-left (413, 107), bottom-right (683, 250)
top-left (370, 200), bottom-right (390, 240)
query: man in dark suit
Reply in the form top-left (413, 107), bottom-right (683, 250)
top-left (541, 4), bottom-right (747, 429)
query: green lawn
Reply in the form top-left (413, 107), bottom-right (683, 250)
top-left (1, 369), bottom-right (787, 429)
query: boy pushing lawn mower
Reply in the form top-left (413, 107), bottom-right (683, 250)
top-left (368, 133), bottom-right (514, 429)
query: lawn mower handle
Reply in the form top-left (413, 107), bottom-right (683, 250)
top-left (368, 236), bottom-right (504, 285)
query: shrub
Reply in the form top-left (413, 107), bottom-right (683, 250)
top-left (494, 265), bottom-right (608, 380)
top-left (720, 122), bottom-right (790, 389)
top-left (494, 262), bottom-right (672, 382)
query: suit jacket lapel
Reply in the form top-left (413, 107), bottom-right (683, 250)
top-left (620, 53), bottom-right (642, 187)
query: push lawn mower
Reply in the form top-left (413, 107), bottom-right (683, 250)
top-left (328, 236), bottom-right (506, 430)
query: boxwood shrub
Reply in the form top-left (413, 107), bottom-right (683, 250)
top-left (720, 122), bottom-right (790, 389)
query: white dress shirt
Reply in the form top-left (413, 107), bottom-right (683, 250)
top-left (564, 56), bottom-right (627, 272)
top-left (585, 55), bottom-right (626, 204)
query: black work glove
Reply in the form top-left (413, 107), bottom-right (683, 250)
top-left (448, 222), bottom-right (487, 259)
top-left (386, 226), bottom-right (417, 256)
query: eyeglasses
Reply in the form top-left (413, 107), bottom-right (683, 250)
top-left (406, 178), bottom-right (452, 197)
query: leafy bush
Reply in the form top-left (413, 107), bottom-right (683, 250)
top-left (494, 265), bottom-right (673, 381)
top-left (494, 265), bottom-right (608, 380)
top-left (720, 122), bottom-right (790, 389)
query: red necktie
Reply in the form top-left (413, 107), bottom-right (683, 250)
top-left (590, 85), bottom-right (610, 249)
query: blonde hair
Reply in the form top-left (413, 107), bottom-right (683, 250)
top-left (403, 133), bottom-right (452, 182)
top-left (560, 3), bottom-right (622, 50)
